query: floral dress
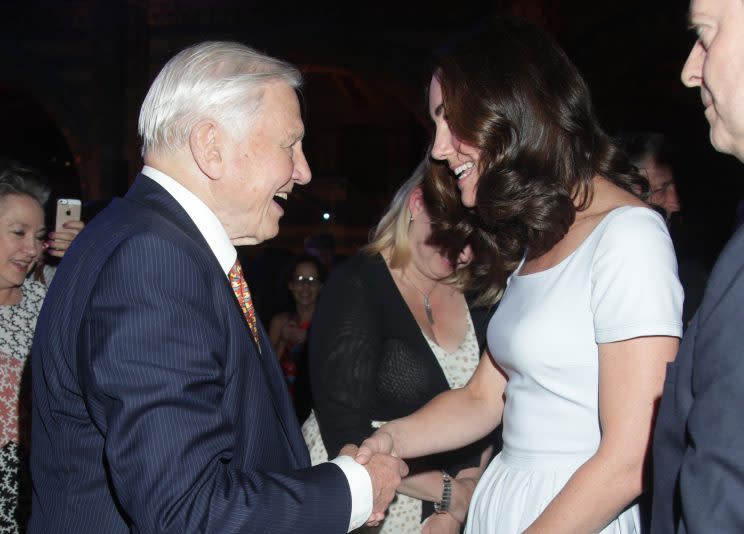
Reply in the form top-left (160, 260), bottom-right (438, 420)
top-left (0, 278), bottom-right (47, 533)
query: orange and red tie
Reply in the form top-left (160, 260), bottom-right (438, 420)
top-left (228, 259), bottom-right (260, 349)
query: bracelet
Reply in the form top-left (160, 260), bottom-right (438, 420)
top-left (433, 470), bottom-right (452, 514)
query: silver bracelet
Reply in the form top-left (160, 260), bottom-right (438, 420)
top-left (433, 470), bottom-right (452, 514)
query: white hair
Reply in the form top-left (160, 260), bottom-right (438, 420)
top-left (138, 41), bottom-right (302, 157)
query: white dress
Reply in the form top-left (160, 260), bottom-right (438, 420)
top-left (466, 207), bottom-right (683, 534)
top-left (303, 313), bottom-right (481, 533)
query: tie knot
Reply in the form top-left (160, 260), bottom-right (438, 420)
top-left (229, 260), bottom-right (244, 282)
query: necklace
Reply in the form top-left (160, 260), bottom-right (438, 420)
top-left (401, 270), bottom-right (437, 325)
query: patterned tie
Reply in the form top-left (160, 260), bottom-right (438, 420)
top-left (228, 259), bottom-right (261, 349)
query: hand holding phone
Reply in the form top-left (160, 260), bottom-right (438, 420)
top-left (55, 198), bottom-right (81, 232)
top-left (49, 199), bottom-right (83, 258)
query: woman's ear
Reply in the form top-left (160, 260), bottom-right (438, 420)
top-left (190, 120), bottom-right (223, 180)
top-left (408, 187), bottom-right (426, 219)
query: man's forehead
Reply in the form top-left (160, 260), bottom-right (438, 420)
top-left (253, 82), bottom-right (304, 129)
top-left (688, 0), bottom-right (738, 19)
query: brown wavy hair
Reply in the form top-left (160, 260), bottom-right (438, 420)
top-left (430, 17), bottom-right (647, 282)
top-left (365, 159), bottom-right (503, 305)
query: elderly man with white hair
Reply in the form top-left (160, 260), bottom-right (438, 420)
top-left (651, 1), bottom-right (744, 532)
top-left (28, 42), bottom-right (406, 533)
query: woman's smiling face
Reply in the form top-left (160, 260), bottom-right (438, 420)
top-left (428, 75), bottom-right (483, 208)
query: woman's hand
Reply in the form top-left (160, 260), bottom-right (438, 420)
top-left (281, 320), bottom-right (307, 344)
top-left (356, 430), bottom-right (397, 465)
top-left (448, 477), bottom-right (477, 524)
top-left (47, 220), bottom-right (84, 258)
top-left (422, 512), bottom-right (461, 534)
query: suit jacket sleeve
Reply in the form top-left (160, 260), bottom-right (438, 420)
top-left (80, 234), bottom-right (351, 533)
top-left (677, 252), bottom-right (744, 532)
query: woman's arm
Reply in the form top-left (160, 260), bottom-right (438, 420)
top-left (309, 265), bottom-right (384, 456)
top-left (268, 312), bottom-right (288, 358)
top-left (394, 443), bottom-right (493, 525)
top-left (419, 446), bottom-right (493, 534)
top-left (358, 351), bottom-right (506, 461)
top-left (524, 335), bottom-right (678, 534)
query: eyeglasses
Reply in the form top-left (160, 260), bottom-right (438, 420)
top-left (291, 275), bottom-right (320, 286)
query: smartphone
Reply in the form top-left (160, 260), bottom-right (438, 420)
top-left (55, 198), bottom-right (82, 232)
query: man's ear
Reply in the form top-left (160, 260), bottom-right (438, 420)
top-left (408, 187), bottom-right (425, 218)
top-left (190, 120), bottom-right (223, 180)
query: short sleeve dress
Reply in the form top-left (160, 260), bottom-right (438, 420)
top-left (466, 207), bottom-right (683, 534)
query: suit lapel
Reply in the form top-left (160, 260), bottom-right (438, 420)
top-left (225, 277), bottom-right (306, 466)
top-left (128, 175), bottom-right (306, 467)
top-left (254, 319), bottom-right (310, 466)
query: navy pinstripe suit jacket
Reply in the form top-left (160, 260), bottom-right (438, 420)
top-left (29, 175), bottom-right (351, 533)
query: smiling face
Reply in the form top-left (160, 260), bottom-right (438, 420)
top-left (682, 0), bottom-right (744, 160)
top-left (288, 261), bottom-right (322, 308)
top-left (214, 81), bottom-right (311, 245)
top-left (0, 194), bottom-right (46, 292)
top-left (428, 76), bottom-right (483, 208)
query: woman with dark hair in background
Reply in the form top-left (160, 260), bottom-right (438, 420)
top-left (0, 161), bottom-right (83, 532)
top-left (304, 160), bottom-right (500, 533)
top-left (359, 18), bottom-right (683, 533)
top-left (269, 254), bottom-right (326, 422)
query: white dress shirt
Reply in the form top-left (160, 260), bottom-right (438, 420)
top-left (141, 166), bottom-right (373, 531)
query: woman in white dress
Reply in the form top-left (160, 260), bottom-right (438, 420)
top-left (357, 17), bottom-right (683, 534)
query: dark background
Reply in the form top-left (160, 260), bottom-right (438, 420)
top-left (1, 0), bottom-right (742, 263)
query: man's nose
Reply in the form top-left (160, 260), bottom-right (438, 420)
top-left (681, 41), bottom-right (704, 88)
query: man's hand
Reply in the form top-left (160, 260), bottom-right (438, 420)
top-left (339, 443), bottom-right (407, 525)
top-left (355, 431), bottom-right (396, 465)
top-left (364, 452), bottom-right (407, 526)
top-left (422, 512), bottom-right (461, 534)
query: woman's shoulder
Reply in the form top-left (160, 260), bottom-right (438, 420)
top-left (326, 252), bottom-right (387, 286)
top-left (579, 206), bottom-right (672, 267)
top-left (599, 205), bottom-right (669, 239)
top-left (23, 277), bottom-right (48, 300)
top-left (12, 277), bottom-right (48, 317)
top-left (270, 311), bottom-right (290, 329)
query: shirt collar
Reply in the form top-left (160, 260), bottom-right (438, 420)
top-left (141, 165), bottom-right (236, 275)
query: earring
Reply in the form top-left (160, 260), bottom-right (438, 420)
top-left (409, 213), bottom-right (414, 223)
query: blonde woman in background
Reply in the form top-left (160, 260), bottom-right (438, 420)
top-left (303, 160), bottom-right (501, 533)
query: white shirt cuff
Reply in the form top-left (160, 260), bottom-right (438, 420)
top-left (330, 455), bottom-right (373, 531)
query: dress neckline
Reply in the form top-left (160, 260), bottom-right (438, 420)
top-left (378, 252), bottom-right (471, 354)
top-left (421, 310), bottom-right (474, 356)
top-left (514, 205), bottom-right (640, 279)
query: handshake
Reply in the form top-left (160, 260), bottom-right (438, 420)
top-left (340, 432), bottom-right (405, 526)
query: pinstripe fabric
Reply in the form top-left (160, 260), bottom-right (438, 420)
top-left (29, 175), bottom-right (350, 533)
